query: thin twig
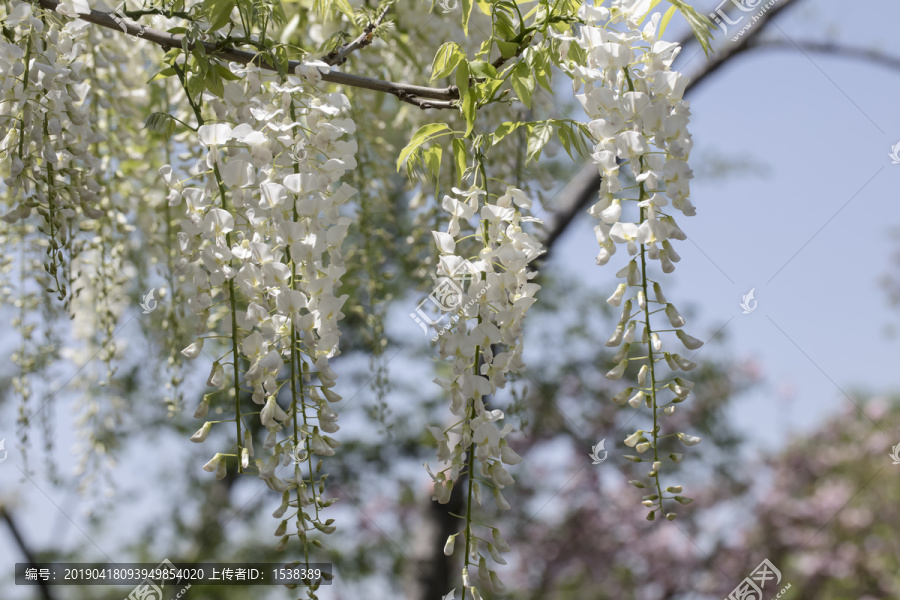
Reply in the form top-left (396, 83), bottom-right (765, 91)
top-left (35, 0), bottom-right (460, 109)
top-left (324, 1), bottom-right (393, 66)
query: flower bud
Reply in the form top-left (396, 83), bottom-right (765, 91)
top-left (612, 387), bottom-right (633, 405)
top-left (653, 282), bottom-right (667, 303)
top-left (500, 444), bottom-right (522, 465)
top-left (677, 433), bottom-right (702, 446)
top-left (202, 453), bottom-right (222, 472)
top-left (606, 323), bottom-right (625, 347)
top-left (635, 442), bottom-right (650, 453)
top-left (665, 304), bottom-right (685, 328)
top-left (274, 520), bottom-right (287, 536)
top-left (181, 339), bottom-right (204, 360)
top-left (492, 528), bottom-right (511, 552)
top-left (191, 422), bottom-right (212, 443)
top-left (627, 390), bottom-right (644, 408)
top-left (206, 362), bottom-right (225, 388)
top-left (194, 395), bottom-right (211, 419)
top-left (638, 365), bottom-right (650, 385)
top-left (606, 360), bottom-right (627, 380)
top-left (443, 534), bottom-right (456, 556)
top-left (624, 430), bottom-right (643, 447)
top-left (607, 283), bottom-right (627, 306)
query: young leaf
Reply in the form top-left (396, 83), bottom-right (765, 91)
top-left (658, 5), bottom-right (678, 37)
top-left (144, 112), bottom-right (178, 138)
top-left (492, 121), bottom-right (524, 145)
top-left (511, 62), bottom-right (535, 108)
top-left (456, 60), bottom-right (470, 99)
top-left (526, 121), bottom-right (553, 163)
top-left (423, 145), bottom-right (443, 182)
top-left (431, 42), bottom-right (465, 81)
top-left (462, 89), bottom-right (477, 137)
top-left (451, 138), bottom-right (467, 185)
top-left (469, 60), bottom-right (497, 80)
top-left (462, 0), bottom-right (473, 35)
top-left (496, 39), bottom-right (519, 59)
top-left (396, 123), bottom-right (453, 171)
top-left (667, 0), bottom-right (715, 56)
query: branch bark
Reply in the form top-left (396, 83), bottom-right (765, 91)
top-left (323, 2), bottom-right (392, 66)
top-left (0, 506), bottom-right (57, 600)
top-left (36, 0), bottom-right (460, 108)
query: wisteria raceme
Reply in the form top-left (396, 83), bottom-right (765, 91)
top-left (0, 4), bottom-right (102, 302)
top-left (563, 1), bottom-right (702, 520)
top-left (159, 60), bottom-right (356, 564)
top-left (425, 182), bottom-right (542, 597)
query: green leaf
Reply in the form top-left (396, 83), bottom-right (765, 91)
top-left (658, 5), bottom-right (677, 37)
top-left (396, 123), bottom-right (453, 171)
top-left (462, 89), bottom-right (477, 137)
top-left (491, 121), bottom-right (524, 145)
top-left (667, 0), bottom-right (715, 56)
top-left (144, 112), bottom-right (178, 138)
top-left (202, 0), bottom-right (236, 31)
top-left (423, 145), bottom-right (442, 182)
top-left (455, 60), bottom-right (470, 99)
top-left (205, 67), bottom-right (224, 97)
top-left (557, 124), bottom-right (575, 160)
top-left (431, 42), bottom-right (465, 81)
top-left (525, 121), bottom-right (553, 163)
top-left (451, 138), bottom-right (467, 185)
top-left (469, 60), bottom-right (497, 80)
top-left (510, 62), bottom-right (535, 108)
top-left (462, 0), bottom-right (473, 35)
top-left (147, 66), bottom-right (176, 83)
top-left (215, 63), bottom-right (242, 81)
top-left (496, 39), bottom-right (519, 59)
top-left (532, 49), bottom-right (552, 93)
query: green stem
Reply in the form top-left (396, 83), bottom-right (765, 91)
top-left (174, 62), bottom-right (243, 473)
top-left (637, 159), bottom-right (664, 516)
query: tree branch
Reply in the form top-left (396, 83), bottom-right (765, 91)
top-left (536, 0), bottom-right (805, 261)
top-left (35, 0), bottom-right (461, 108)
top-left (744, 38), bottom-right (900, 72)
top-left (0, 506), bottom-right (57, 600)
top-left (324, 2), bottom-right (392, 66)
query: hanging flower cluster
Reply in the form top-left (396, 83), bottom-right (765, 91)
top-left (563, 2), bottom-right (702, 521)
top-left (0, 3), bottom-right (102, 303)
top-left (159, 60), bottom-right (357, 558)
top-left (425, 181), bottom-right (542, 597)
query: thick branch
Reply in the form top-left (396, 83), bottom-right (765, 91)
top-left (0, 506), bottom-right (57, 600)
top-left (536, 0), bottom-right (804, 261)
top-left (36, 0), bottom-right (460, 108)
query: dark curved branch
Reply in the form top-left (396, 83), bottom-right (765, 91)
top-left (35, 0), bottom-right (460, 108)
top-left (1, 506), bottom-right (57, 600)
top-left (744, 38), bottom-right (900, 72)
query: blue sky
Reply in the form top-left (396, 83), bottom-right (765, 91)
top-left (3, 0), bottom-right (900, 597)
top-left (552, 0), bottom-right (900, 448)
